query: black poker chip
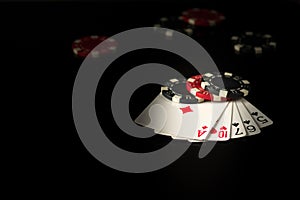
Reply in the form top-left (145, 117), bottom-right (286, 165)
top-left (201, 72), bottom-right (250, 99)
top-left (153, 16), bottom-right (194, 37)
top-left (161, 78), bottom-right (204, 104)
top-left (231, 31), bottom-right (276, 56)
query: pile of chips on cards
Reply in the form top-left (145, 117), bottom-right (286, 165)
top-left (135, 72), bottom-right (273, 142)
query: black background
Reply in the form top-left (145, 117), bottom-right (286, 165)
top-left (2, 0), bottom-right (299, 198)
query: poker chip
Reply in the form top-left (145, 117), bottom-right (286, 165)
top-left (186, 75), bottom-right (229, 101)
top-left (72, 35), bottom-right (117, 58)
top-left (200, 72), bottom-right (250, 99)
top-left (161, 78), bottom-right (204, 104)
top-left (153, 16), bottom-right (194, 36)
top-left (231, 31), bottom-right (276, 55)
top-left (181, 8), bottom-right (225, 27)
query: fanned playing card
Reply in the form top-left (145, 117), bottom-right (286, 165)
top-left (230, 101), bottom-right (247, 138)
top-left (206, 101), bottom-right (233, 141)
top-left (135, 93), bottom-right (181, 134)
top-left (153, 100), bottom-right (228, 140)
top-left (241, 98), bottom-right (273, 128)
top-left (235, 100), bottom-right (261, 136)
top-left (153, 98), bottom-right (199, 138)
top-left (135, 93), bottom-right (228, 140)
top-left (153, 102), bottom-right (229, 142)
top-left (190, 101), bottom-right (229, 140)
top-left (167, 101), bottom-right (229, 140)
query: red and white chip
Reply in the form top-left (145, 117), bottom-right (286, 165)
top-left (186, 75), bottom-right (229, 101)
top-left (72, 35), bottom-right (117, 58)
top-left (181, 8), bottom-right (225, 27)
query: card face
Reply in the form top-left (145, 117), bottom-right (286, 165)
top-left (241, 98), bottom-right (273, 128)
top-left (235, 100), bottom-right (261, 136)
top-left (194, 101), bottom-right (229, 140)
top-left (136, 93), bottom-right (228, 140)
top-left (135, 94), bottom-right (199, 137)
top-left (158, 99), bottom-right (202, 139)
top-left (206, 102), bottom-right (233, 141)
top-left (174, 101), bottom-right (229, 140)
top-left (135, 94), bottom-right (169, 133)
top-left (231, 101), bottom-right (247, 139)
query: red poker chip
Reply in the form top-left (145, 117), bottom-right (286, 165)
top-left (186, 75), bottom-right (229, 101)
top-left (72, 35), bottom-right (117, 58)
top-left (181, 8), bottom-right (225, 27)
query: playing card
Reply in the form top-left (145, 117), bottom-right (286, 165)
top-left (241, 98), bottom-right (273, 128)
top-left (136, 92), bottom-right (228, 141)
top-left (134, 94), bottom-right (172, 133)
top-left (206, 101), bottom-right (233, 141)
top-left (135, 93), bottom-right (199, 137)
top-left (158, 102), bottom-right (231, 142)
top-left (189, 101), bottom-right (229, 140)
top-left (235, 100), bottom-right (261, 136)
top-left (155, 101), bottom-right (229, 141)
top-left (230, 101), bottom-right (247, 138)
top-left (158, 99), bottom-right (200, 139)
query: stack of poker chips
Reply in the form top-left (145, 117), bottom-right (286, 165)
top-left (135, 72), bottom-right (273, 142)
